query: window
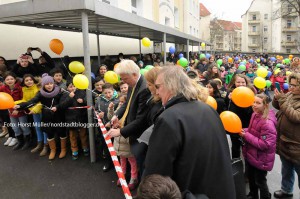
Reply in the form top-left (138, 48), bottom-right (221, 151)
top-left (252, 38), bottom-right (257, 44)
top-left (189, 0), bottom-right (193, 13)
top-left (252, 26), bottom-right (256, 32)
top-left (264, 49), bottom-right (267, 52)
top-left (288, 4), bottom-right (293, 12)
top-left (252, 49), bottom-right (256, 53)
top-left (252, 14), bottom-right (256, 20)
top-left (165, 17), bottom-right (170, 26)
top-left (287, 19), bottom-right (292, 28)
top-left (264, 25), bottom-right (268, 32)
top-left (194, 28), bottom-right (196, 35)
top-left (264, 14), bottom-right (268, 19)
top-left (286, 49), bottom-right (291, 53)
top-left (287, 34), bottom-right (292, 41)
top-left (103, 0), bottom-right (110, 4)
top-left (190, 26), bottom-right (192, 34)
top-left (131, 0), bottom-right (137, 14)
top-left (264, 37), bottom-right (268, 43)
top-left (174, 7), bottom-right (179, 28)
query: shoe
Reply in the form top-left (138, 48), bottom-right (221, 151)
top-left (21, 135), bottom-right (31, 150)
top-left (58, 137), bottom-right (67, 159)
top-left (83, 148), bottom-right (89, 156)
top-left (128, 178), bottom-right (138, 190)
top-left (4, 137), bottom-right (12, 146)
top-left (72, 151), bottom-right (78, 160)
top-left (8, 138), bottom-right (18, 147)
top-left (39, 145), bottom-right (48, 157)
top-left (274, 190), bottom-right (293, 198)
top-left (48, 138), bottom-right (56, 160)
top-left (31, 142), bottom-right (43, 153)
top-left (13, 135), bottom-right (24, 150)
top-left (102, 162), bottom-right (113, 172)
top-left (0, 128), bottom-right (8, 138)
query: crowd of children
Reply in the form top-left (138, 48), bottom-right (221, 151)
top-left (1, 50), bottom-right (300, 198)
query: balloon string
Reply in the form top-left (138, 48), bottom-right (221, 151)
top-left (59, 57), bottom-right (74, 79)
top-left (86, 88), bottom-right (100, 96)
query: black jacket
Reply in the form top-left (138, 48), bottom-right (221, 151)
top-left (144, 95), bottom-right (236, 199)
top-left (12, 63), bottom-right (38, 78)
top-left (36, 52), bottom-right (55, 76)
top-left (116, 75), bottom-right (151, 144)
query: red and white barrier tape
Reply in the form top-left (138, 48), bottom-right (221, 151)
top-left (68, 106), bottom-right (91, 110)
top-left (94, 109), bottom-right (132, 199)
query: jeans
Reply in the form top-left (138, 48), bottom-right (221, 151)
top-left (32, 114), bottom-right (47, 144)
top-left (280, 155), bottom-right (300, 194)
top-left (10, 116), bottom-right (31, 136)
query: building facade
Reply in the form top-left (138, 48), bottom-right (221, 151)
top-left (241, 0), bottom-right (300, 53)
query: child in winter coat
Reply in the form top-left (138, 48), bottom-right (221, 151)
top-left (239, 93), bottom-right (277, 199)
top-left (95, 83), bottom-right (119, 172)
top-left (107, 94), bottom-right (138, 190)
top-left (0, 72), bottom-right (31, 149)
top-left (15, 73), bottom-right (69, 160)
top-left (61, 81), bottom-right (89, 160)
top-left (15, 74), bottom-right (48, 156)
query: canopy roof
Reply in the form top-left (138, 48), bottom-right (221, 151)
top-left (0, 0), bottom-right (209, 45)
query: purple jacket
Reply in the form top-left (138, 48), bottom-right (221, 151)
top-left (242, 110), bottom-right (277, 171)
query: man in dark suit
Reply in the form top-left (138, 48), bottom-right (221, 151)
top-left (108, 60), bottom-right (151, 186)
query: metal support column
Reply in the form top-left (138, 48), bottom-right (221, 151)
top-left (139, 28), bottom-right (142, 60)
top-left (163, 33), bottom-right (166, 64)
top-left (186, 39), bottom-right (189, 62)
top-left (96, 33), bottom-right (101, 66)
top-left (82, 11), bottom-right (96, 163)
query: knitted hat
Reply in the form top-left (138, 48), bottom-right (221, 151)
top-left (41, 73), bottom-right (54, 87)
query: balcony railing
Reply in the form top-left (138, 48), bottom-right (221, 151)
top-left (248, 31), bottom-right (260, 35)
top-left (282, 27), bottom-right (298, 32)
top-left (281, 41), bottom-right (298, 47)
top-left (248, 43), bottom-right (260, 47)
top-left (248, 19), bottom-right (260, 24)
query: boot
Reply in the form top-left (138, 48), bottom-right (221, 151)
top-left (13, 135), bottom-right (24, 150)
top-left (39, 144), bottom-right (48, 157)
top-left (59, 137), bottom-right (67, 159)
top-left (48, 138), bottom-right (56, 160)
top-left (21, 135), bottom-right (31, 150)
top-left (31, 142), bottom-right (43, 153)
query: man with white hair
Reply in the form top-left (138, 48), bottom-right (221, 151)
top-left (108, 60), bottom-right (151, 185)
top-left (143, 66), bottom-right (236, 199)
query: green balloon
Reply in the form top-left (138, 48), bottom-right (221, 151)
top-left (179, 58), bottom-right (188, 68)
top-left (194, 59), bottom-right (199, 64)
top-left (140, 68), bottom-right (148, 75)
top-left (284, 58), bottom-right (290, 64)
top-left (266, 80), bottom-right (272, 88)
top-left (238, 65), bottom-right (246, 71)
top-left (276, 64), bottom-right (281, 67)
top-left (145, 65), bottom-right (154, 71)
top-left (217, 59), bottom-right (222, 65)
top-left (217, 64), bottom-right (220, 69)
top-left (200, 54), bottom-right (205, 59)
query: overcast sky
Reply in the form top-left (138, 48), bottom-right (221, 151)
top-left (199, 0), bottom-right (253, 22)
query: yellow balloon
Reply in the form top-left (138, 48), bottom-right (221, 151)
top-left (286, 71), bottom-right (292, 76)
top-left (256, 68), bottom-right (268, 78)
top-left (201, 42), bottom-right (205, 47)
top-left (142, 37), bottom-right (151, 47)
top-left (256, 58), bottom-right (260, 63)
top-left (274, 68), bottom-right (281, 75)
top-left (73, 74), bottom-right (89, 89)
top-left (69, 61), bottom-right (85, 74)
top-left (254, 77), bottom-right (266, 89)
top-left (104, 71), bottom-right (119, 84)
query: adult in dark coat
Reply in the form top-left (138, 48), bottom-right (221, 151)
top-left (107, 60), bottom-right (151, 181)
top-left (143, 66), bottom-right (236, 199)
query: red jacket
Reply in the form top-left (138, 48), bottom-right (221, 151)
top-left (0, 82), bottom-right (25, 118)
top-left (274, 76), bottom-right (286, 90)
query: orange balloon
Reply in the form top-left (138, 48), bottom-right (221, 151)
top-left (228, 57), bottom-right (233, 63)
top-left (49, 39), bottom-right (64, 55)
top-left (114, 63), bottom-right (120, 71)
top-left (231, 87), bottom-right (255, 108)
top-left (0, 92), bottom-right (15, 110)
top-left (206, 96), bottom-right (217, 110)
top-left (220, 111), bottom-right (242, 133)
top-left (176, 60), bottom-right (180, 65)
